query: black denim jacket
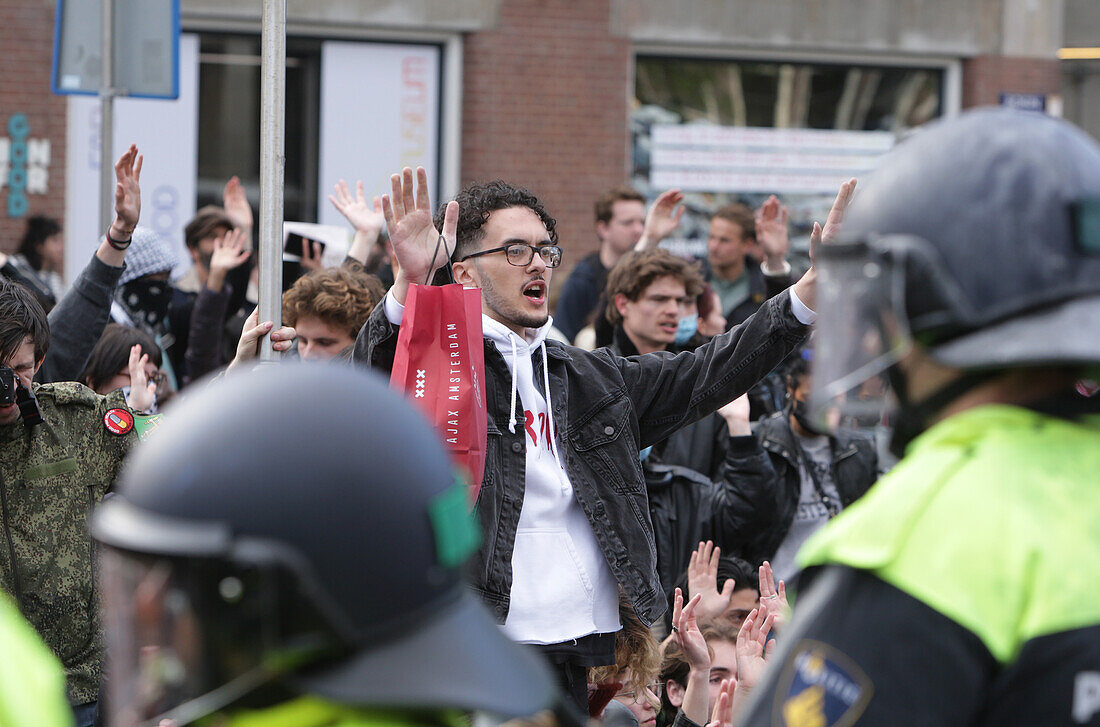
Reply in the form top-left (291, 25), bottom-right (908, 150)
top-left (353, 290), bottom-right (807, 627)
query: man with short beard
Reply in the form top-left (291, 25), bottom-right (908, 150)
top-left (354, 169), bottom-right (816, 713)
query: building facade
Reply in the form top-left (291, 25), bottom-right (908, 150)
top-left (0, 0), bottom-right (1071, 278)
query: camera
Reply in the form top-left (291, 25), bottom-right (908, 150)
top-left (0, 365), bottom-right (16, 407)
top-left (0, 365), bottom-right (43, 426)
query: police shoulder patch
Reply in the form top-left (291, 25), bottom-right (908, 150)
top-left (103, 408), bottom-right (134, 436)
top-left (773, 640), bottom-right (873, 727)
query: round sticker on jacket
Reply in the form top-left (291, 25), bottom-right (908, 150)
top-left (104, 408), bottom-right (135, 436)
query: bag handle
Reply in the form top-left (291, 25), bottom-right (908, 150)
top-left (425, 234), bottom-right (455, 286)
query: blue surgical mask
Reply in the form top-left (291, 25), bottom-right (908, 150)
top-left (639, 445), bottom-right (653, 462)
top-left (674, 315), bottom-right (699, 345)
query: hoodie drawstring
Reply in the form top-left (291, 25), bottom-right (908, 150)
top-left (541, 342), bottom-right (565, 473)
top-left (507, 336), bottom-right (519, 434)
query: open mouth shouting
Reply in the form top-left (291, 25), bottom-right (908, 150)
top-left (522, 279), bottom-right (547, 306)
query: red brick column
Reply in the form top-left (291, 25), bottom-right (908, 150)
top-left (0, 0), bottom-right (67, 254)
top-left (461, 0), bottom-right (631, 277)
top-left (962, 55), bottom-right (1062, 109)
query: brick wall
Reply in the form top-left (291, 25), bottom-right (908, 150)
top-left (962, 55), bottom-right (1062, 108)
top-left (461, 0), bottom-right (631, 281)
top-left (0, 0), bottom-right (67, 255)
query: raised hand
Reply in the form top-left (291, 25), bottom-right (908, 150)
top-left (809, 178), bottom-right (857, 264)
top-left (299, 238), bottom-right (325, 272)
top-left (757, 560), bottom-right (790, 632)
top-left (688, 541), bottom-right (738, 625)
top-left (734, 607), bottom-right (776, 697)
top-left (706, 678), bottom-right (736, 727)
top-left (207, 228), bottom-right (252, 291)
top-left (671, 588), bottom-right (711, 671)
top-left (330, 179), bottom-right (386, 237)
top-left (112, 144), bottom-right (143, 238)
top-left (222, 176), bottom-right (253, 231)
top-left (673, 587), bottom-right (713, 727)
top-left (382, 166), bottom-right (459, 303)
top-left (717, 393), bottom-right (752, 437)
top-left (754, 195), bottom-right (790, 271)
top-left (637, 189), bottom-right (685, 251)
top-left (125, 345), bottom-right (157, 413)
top-left (793, 178), bottom-right (856, 311)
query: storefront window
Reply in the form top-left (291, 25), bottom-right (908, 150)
top-left (632, 56), bottom-right (943, 259)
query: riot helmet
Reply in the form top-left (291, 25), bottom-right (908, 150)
top-left (810, 108), bottom-right (1100, 447)
top-left (91, 364), bottom-right (555, 726)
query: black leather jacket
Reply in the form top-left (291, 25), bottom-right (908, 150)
top-left (354, 290), bottom-right (807, 627)
top-left (646, 432), bottom-right (779, 602)
top-left (732, 412), bottom-right (880, 567)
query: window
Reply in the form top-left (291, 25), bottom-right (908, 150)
top-left (632, 56), bottom-right (944, 259)
top-left (197, 34), bottom-right (320, 222)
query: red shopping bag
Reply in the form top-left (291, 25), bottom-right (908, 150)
top-left (390, 283), bottom-right (488, 505)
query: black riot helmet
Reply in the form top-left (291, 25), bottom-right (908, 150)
top-left (811, 108), bottom-right (1100, 442)
top-left (91, 364), bottom-right (555, 726)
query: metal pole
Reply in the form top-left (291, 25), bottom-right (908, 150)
top-left (258, 0), bottom-right (286, 362)
top-left (99, 0), bottom-right (115, 236)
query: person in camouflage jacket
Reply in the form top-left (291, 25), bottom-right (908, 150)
top-left (0, 381), bottom-right (135, 707)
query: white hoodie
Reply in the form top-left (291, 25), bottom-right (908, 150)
top-left (384, 293), bottom-right (621, 643)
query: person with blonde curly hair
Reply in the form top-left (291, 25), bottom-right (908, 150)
top-left (282, 267), bottom-right (385, 361)
top-left (590, 600), bottom-right (663, 725)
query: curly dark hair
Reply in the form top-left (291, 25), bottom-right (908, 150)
top-left (434, 180), bottom-right (559, 262)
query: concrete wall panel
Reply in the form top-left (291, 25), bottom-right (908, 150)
top-left (612, 0), bottom-right (1000, 56)
top-left (182, 0), bottom-right (503, 33)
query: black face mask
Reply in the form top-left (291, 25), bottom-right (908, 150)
top-left (122, 279), bottom-right (172, 330)
top-left (791, 397), bottom-right (829, 437)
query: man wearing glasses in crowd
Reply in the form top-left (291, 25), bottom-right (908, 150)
top-left (354, 170), bottom-right (816, 715)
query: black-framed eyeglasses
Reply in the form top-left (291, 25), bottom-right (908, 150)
top-left (459, 242), bottom-right (563, 268)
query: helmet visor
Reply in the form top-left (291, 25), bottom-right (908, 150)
top-left (101, 547), bottom-right (343, 727)
top-left (809, 240), bottom-right (912, 431)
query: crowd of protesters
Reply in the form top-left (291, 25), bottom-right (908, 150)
top-left (2, 106), bottom-right (1099, 727)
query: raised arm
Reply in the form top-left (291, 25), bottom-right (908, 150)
top-left (611, 289), bottom-right (808, 449)
top-left (670, 588), bottom-right (713, 727)
top-left (755, 195), bottom-right (790, 276)
top-left (223, 175), bottom-right (254, 239)
top-left (37, 145), bottom-right (142, 383)
top-left (381, 167), bottom-right (458, 305)
top-left (687, 541), bottom-right (739, 627)
top-left (636, 189), bottom-right (685, 252)
top-left (98, 143), bottom-right (142, 267)
top-left (330, 179), bottom-right (387, 268)
top-left (790, 178), bottom-right (856, 311)
top-left (701, 394), bottom-right (780, 555)
top-left (185, 228), bottom-right (252, 383)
